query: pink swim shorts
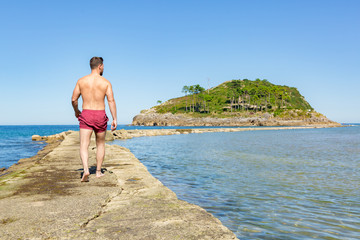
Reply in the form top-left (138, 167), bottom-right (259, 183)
top-left (78, 109), bottom-right (109, 133)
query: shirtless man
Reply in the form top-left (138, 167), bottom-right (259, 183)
top-left (71, 57), bottom-right (117, 182)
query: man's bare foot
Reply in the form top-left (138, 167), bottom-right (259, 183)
top-left (81, 172), bottom-right (90, 182)
top-left (96, 170), bottom-right (105, 178)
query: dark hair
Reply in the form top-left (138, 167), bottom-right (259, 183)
top-left (90, 57), bottom-right (103, 69)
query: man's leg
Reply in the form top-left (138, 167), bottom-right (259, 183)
top-left (95, 130), bottom-right (106, 178)
top-left (80, 128), bottom-right (93, 182)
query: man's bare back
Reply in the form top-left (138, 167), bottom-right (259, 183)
top-left (71, 57), bottom-right (117, 182)
top-left (75, 74), bottom-right (111, 110)
top-left (72, 63), bottom-right (117, 130)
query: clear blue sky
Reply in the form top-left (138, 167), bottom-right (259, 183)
top-left (0, 0), bottom-right (359, 124)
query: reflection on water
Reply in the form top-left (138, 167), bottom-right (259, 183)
top-left (111, 127), bottom-right (360, 239)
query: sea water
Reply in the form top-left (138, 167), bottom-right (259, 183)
top-left (0, 124), bottom-right (244, 169)
top-left (111, 126), bottom-right (360, 239)
top-left (0, 125), bottom-right (79, 169)
top-left (1, 125), bottom-right (360, 239)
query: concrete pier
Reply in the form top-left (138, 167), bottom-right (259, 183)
top-left (0, 131), bottom-right (238, 239)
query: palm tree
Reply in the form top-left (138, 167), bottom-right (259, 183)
top-left (182, 85), bottom-right (189, 112)
top-left (243, 86), bottom-right (250, 112)
top-left (194, 84), bottom-right (205, 112)
top-left (227, 88), bottom-right (236, 112)
top-left (189, 85), bottom-right (195, 112)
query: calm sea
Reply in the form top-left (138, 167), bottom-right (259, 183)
top-left (0, 124), bottom-right (241, 169)
top-left (0, 125), bottom-right (79, 169)
top-left (110, 125), bottom-right (360, 240)
top-left (1, 124), bottom-right (359, 239)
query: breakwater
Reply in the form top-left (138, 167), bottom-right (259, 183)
top-left (109, 124), bottom-right (341, 140)
top-left (0, 131), bottom-right (238, 239)
top-left (30, 125), bottom-right (342, 143)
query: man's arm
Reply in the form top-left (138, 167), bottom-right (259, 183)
top-left (71, 81), bottom-right (81, 118)
top-left (106, 82), bottom-right (117, 131)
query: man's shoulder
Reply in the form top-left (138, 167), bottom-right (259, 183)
top-left (99, 76), bottom-right (111, 85)
top-left (77, 74), bottom-right (91, 83)
top-left (77, 74), bottom-right (110, 86)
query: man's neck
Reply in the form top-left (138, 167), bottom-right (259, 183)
top-left (91, 70), bottom-right (101, 76)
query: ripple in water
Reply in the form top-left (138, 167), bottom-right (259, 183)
top-left (111, 127), bottom-right (360, 239)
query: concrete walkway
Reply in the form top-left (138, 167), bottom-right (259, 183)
top-left (0, 131), bottom-right (238, 239)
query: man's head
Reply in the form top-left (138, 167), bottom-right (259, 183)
top-left (90, 57), bottom-right (104, 76)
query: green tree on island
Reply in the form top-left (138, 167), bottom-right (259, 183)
top-left (154, 79), bottom-right (313, 116)
top-left (182, 85), bottom-right (189, 112)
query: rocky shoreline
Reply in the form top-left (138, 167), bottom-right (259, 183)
top-left (0, 130), bottom-right (238, 239)
top-left (132, 112), bottom-right (340, 127)
top-left (27, 125), bottom-right (342, 144)
top-left (109, 125), bottom-right (341, 140)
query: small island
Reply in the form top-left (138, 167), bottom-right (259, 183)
top-left (133, 79), bottom-right (340, 127)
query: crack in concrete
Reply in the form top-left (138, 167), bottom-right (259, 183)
top-left (80, 188), bottom-right (123, 229)
top-left (80, 188), bottom-right (122, 228)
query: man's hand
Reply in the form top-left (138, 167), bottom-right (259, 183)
top-left (111, 120), bottom-right (117, 131)
top-left (75, 110), bottom-right (81, 118)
